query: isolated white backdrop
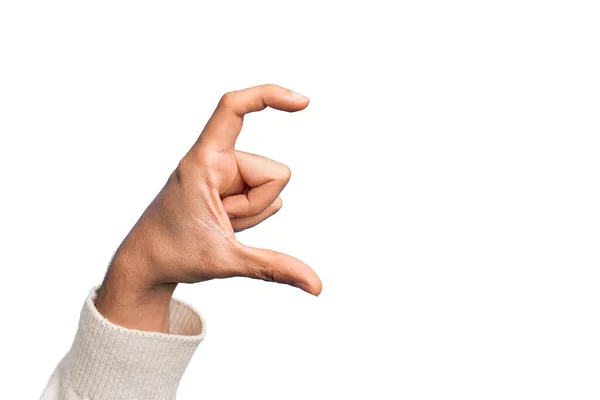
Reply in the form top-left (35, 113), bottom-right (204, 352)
top-left (1, 1), bottom-right (599, 399)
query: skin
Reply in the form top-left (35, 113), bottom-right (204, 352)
top-left (95, 84), bottom-right (322, 333)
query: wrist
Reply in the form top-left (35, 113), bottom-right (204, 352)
top-left (96, 244), bottom-right (177, 333)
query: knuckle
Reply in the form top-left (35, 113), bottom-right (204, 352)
top-left (249, 263), bottom-right (275, 282)
top-left (174, 156), bottom-right (191, 183)
top-left (218, 91), bottom-right (237, 110)
top-left (174, 154), bottom-right (218, 189)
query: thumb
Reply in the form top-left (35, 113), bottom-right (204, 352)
top-left (235, 244), bottom-right (322, 296)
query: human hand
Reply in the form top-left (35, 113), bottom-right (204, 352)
top-left (96, 84), bottom-right (322, 332)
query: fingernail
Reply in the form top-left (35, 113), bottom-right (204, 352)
top-left (289, 91), bottom-right (309, 102)
top-left (293, 281), bottom-right (314, 295)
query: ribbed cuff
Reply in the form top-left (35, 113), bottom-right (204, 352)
top-left (63, 287), bottom-right (205, 400)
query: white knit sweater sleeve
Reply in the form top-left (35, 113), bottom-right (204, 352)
top-left (40, 288), bottom-right (206, 400)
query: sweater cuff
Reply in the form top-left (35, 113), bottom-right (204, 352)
top-left (63, 287), bottom-right (205, 400)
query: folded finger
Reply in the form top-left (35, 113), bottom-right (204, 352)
top-left (222, 151), bottom-right (291, 218)
top-left (230, 197), bottom-right (283, 232)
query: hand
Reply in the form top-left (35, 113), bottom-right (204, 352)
top-left (96, 84), bottom-right (322, 332)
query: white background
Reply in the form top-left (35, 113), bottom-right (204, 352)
top-left (1, 1), bottom-right (599, 399)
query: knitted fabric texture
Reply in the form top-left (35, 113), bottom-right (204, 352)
top-left (40, 287), bottom-right (205, 400)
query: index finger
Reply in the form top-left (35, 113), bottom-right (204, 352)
top-left (195, 84), bottom-right (310, 152)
